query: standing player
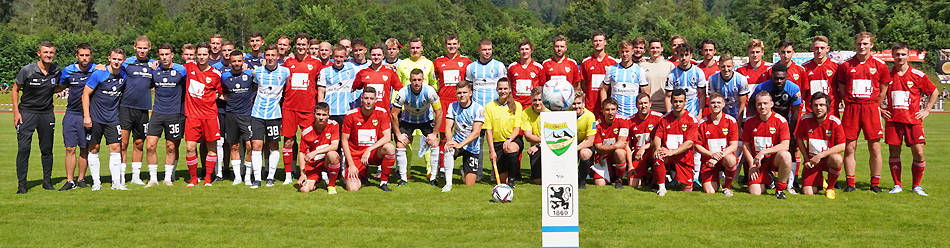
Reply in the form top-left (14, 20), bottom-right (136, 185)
top-left (221, 51), bottom-right (257, 185)
top-left (58, 43), bottom-right (97, 190)
top-left (13, 41), bottom-right (63, 193)
top-left (391, 69), bottom-right (442, 186)
top-left (603, 40), bottom-right (649, 118)
top-left (297, 103), bottom-right (341, 194)
top-left (665, 43), bottom-right (707, 117)
top-left (347, 39), bottom-right (370, 70)
top-left (145, 43), bottom-right (187, 187)
top-left (694, 93), bottom-right (739, 196)
top-left (743, 92), bottom-right (794, 199)
top-left (580, 31), bottom-right (618, 116)
top-left (641, 38), bottom-right (675, 113)
top-left (279, 33), bottom-right (322, 186)
top-left (542, 36), bottom-right (582, 88)
top-left (318, 45), bottom-right (359, 125)
top-left (801, 36), bottom-right (839, 115)
top-left (354, 43), bottom-right (403, 110)
top-left (593, 98), bottom-right (630, 188)
top-left (652, 89), bottom-right (699, 195)
top-left (794, 92), bottom-right (845, 198)
top-left (443, 81), bottom-right (485, 189)
top-left (183, 42), bottom-right (223, 187)
top-left (882, 42), bottom-right (937, 196)
top-left (507, 39), bottom-right (543, 107)
top-left (835, 32), bottom-right (891, 193)
top-left (483, 79), bottom-right (523, 187)
top-left (275, 35), bottom-right (291, 64)
top-left (434, 35), bottom-right (472, 179)
top-left (211, 41), bottom-right (236, 69)
top-left (396, 37), bottom-right (436, 88)
top-left (697, 39), bottom-right (720, 80)
top-left (467, 39), bottom-right (508, 110)
top-left (573, 92), bottom-right (598, 189)
top-left (181, 44), bottom-right (196, 63)
top-left (521, 87), bottom-right (546, 185)
top-left (83, 47), bottom-right (128, 191)
top-left (209, 41), bottom-right (236, 182)
top-left (755, 39), bottom-right (806, 88)
top-left (250, 44), bottom-right (289, 189)
top-left (630, 37), bottom-right (647, 63)
top-left (120, 36), bottom-right (155, 185)
top-left (341, 87), bottom-right (397, 191)
top-left (244, 32), bottom-right (266, 70)
top-left (736, 39), bottom-right (773, 89)
top-left (208, 34), bottom-right (224, 65)
top-left (706, 54), bottom-right (749, 119)
top-left (627, 94), bottom-right (663, 188)
top-left (383, 38), bottom-right (401, 67)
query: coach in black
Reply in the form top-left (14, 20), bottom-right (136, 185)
top-left (13, 41), bottom-right (65, 194)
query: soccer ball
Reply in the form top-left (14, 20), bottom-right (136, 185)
top-left (542, 79), bottom-right (575, 111)
top-left (492, 184), bottom-right (514, 203)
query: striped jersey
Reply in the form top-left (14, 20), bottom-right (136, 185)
top-left (707, 72), bottom-right (750, 118)
top-left (665, 65), bottom-right (708, 117)
top-left (465, 59), bottom-right (507, 107)
top-left (251, 65), bottom-right (289, 120)
top-left (446, 101), bottom-right (485, 154)
top-left (392, 85), bottom-right (441, 123)
top-left (318, 63), bottom-right (359, 116)
top-left (604, 62), bottom-right (648, 118)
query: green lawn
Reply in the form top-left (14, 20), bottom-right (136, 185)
top-left (1, 112), bottom-right (949, 247)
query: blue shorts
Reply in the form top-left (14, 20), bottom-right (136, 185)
top-left (62, 112), bottom-right (87, 148)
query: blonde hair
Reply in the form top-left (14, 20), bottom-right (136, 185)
top-left (747, 39), bottom-right (764, 51)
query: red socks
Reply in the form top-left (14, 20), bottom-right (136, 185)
top-left (653, 158), bottom-right (667, 184)
top-left (827, 167), bottom-right (841, 190)
top-left (846, 175), bottom-right (856, 187)
top-left (205, 154), bottom-right (217, 181)
top-left (327, 163), bottom-right (341, 187)
top-left (889, 158), bottom-right (902, 187)
top-left (613, 163), bottom-right (627, 183)
top-left (283, 146), bottom-right (294, 173)
top-left (723, 165), bottom-right (737, 190)
top-left (912, 160), bottom-right (925, 187)
top-left (187, 155), bottom-right (199, 183)
top-left (870, 175), bottom-right (880, 187)
top-left (776, 181), bottom-right (788, 191)
top-left (379, 154), bottom-right (396, 182)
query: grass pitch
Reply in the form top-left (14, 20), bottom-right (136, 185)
top-left (1, 112), bottom-right (949, 247)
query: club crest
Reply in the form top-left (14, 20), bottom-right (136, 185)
top-left (543, 122), bottom-right (576, 156)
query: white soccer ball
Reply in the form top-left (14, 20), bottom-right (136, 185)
top-left (492, 184), bottom-right (514, 203)
top-left (542, 79), bottom-right (575, 111)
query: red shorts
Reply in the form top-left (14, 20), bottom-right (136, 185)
top-left (630, 152), bottom-right (654, 178)
top-left (842, 103), bottom-right (883, 140)
top-left (663, 154), bottom-right (694, 185)
top-left (185, 117), bottom-right (221, 142)
top-left (303, 160), bottom-right (326, 181)
top-left (699, 159), bottom-right (734, 183)
top-left (884, 122), bottom-right (925, 146)
top-left (349, 149), bottom-right (383, 179)
top-left (800, 159), bottom-right (829, 187)
top-left (281, 109), bottom-right (314, 138)
top-left (747, 156), bottom-right (777, 185)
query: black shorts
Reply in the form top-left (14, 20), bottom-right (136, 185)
top-left (225, 113), bottom-right (252, 144)
top-left (119, 106), bottom-right (149, 139)
top-left (251, 117), bottom-right (282, 142)
top-left (529, 144), bottom-right (541, 180)
top-left (456, 148), bottom-right (481, 174)
top-left (88, 122), bottom-right (121, 145)
top-left (146, 113), bottom-right (184, 140)
top-left (492, 137), bottom-right (524, 174)
top-left (398, 121), bottom-right (434, 138)
top-left (217, 113), bottom-right (226, 141)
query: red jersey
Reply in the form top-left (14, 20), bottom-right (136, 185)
top-left (184, 62), bottom-right (222, 119)
top-left (697, 60), bottom-right (719, 80)
top-left (316, 57), bottom-right (333, 71)
top-left (282, 55), bottom-right (322, 113)
top-left (655, 111), bottom-right (699, 160)
top-left (353, 65), bottom-right (403, 109)
top-left (434, 54), bottom-right (472, 104)
top-left (736, 61), bottom-right (772, 87)
top-left (300, 120), bottom-right (341, 155)
top-left (594, 117), bottom-right (631, 148)
top-left (507, 59), bottom-right (544, 108)
top-left (742, 112), bottom-right (790, 157)
top-left (542, 57), bottom-right (582, 85)
top-left (581, 55), bottom-right (619, 114)
top-left (794, 113), bottom-right (845, 157)
top-left (697, 114), bottom-right (739, 159)
top-left (801, 58), bottom-right (840, 112)
top-left (629, 111), bottom-right (664, 150)
top-left (835, 56), bottom-right (892, 104)
top-left (755, 62), bottom-right (806, 87)
top-left (342, 106), bottom-right (391, 155)
top-left (887, 66), bottom-right (936, 124)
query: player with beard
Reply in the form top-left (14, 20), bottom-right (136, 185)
top-left (57, 43), bottom-right (97, 190)
top-left (341, 87), bottom-right (396, 191)
top-left (580, 31), bottom-right (618, 116)
top-left (593, 98), bottom-right (630, 189)
top-left (144, 43), bottom-right (187, 187)
top-left (794, 92), bottom-right (844, 199)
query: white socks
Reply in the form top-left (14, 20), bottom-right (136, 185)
top-left (443, 149), bottom-right (455, 187)
top-left (216, 139), bottom-right (225, 178)
top-left (396, 148), bottom-right (408, 182)
top-left (111, 154), bottom-right (122, 185)
top-left (131, 162), bottom-right (142, 182)
top-left (251, 150), bottom-right (264, 182)
top-left (231, 160), bottom-right (243, 183)
top-left (244, 161), bottom-right (253, 183)
top-left (267, 150), bottom-right (280, 180)
top-left (164, 164), bottom-right (175, 182)
top-left (148, 164), bottom-right (158, 182)
top-left (429, 147), bottom-right (440, 181)
top-left (89, 152), bottom-right (101, 184)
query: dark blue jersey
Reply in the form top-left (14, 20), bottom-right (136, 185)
top-left (751, 79), bottom-right (802, 120)
top-left (244, 53), bottom-right (265, 70)
top-left (221, 69), bottom-right (258, 115)
top-left (216, 64), bottom-right (235, 114)
top-left (120, 57), bottom-right (155, 110)
top-left (59, 63), bottom-right (97, 114)
top-left (152, 63), bottom-right (187, 115)
top-left (87, 69), bottom-right (127, 124)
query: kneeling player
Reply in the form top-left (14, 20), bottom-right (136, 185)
top-left (626, 94), bottom-right (662, 188)
top-left (573, 92), bottom-right (598, 189)
top-left (743, 92), bottom-right (793, 199)
top-left (341, 87), bottom-right (396, 191)
top-left (652, 89), bottom-right (699, 195)
top-left (795, 92), bottom-right (844, 198)
top-left (444, 81), bottom-right (485, 190)
top-left (594, 98), bottom-right (630, 189)
top-left (298, 103), bottom-right (341, 194)
top-left (521, 87), bottom-right (546, 185)
top-left (694, 93), bottom-right (739, 196)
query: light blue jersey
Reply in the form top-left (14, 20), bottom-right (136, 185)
top-left (665, 65), bottom-right (708, 117)
top-left (465, 59), bottom-right (507, 107)
top-left (318, 63), bottom-right (359, 116)
top-left (392, 85), bottom-right (440, 123)
top-left (251, 65), bottom-right (289, 120)
top-left (707, 71), bottom-right (750, 118)
top-left (604, 62), bottom-right (648, 118)
top-left (447, 101), bottom-right (485, 154)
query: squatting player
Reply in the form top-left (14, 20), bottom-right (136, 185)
top-left (743, 92), bottom-right (794, 199)
top-left (627, 94), bottom-right (663, 188)
top-left (593, 98), bottom-right (630, 189)
top-left (341, 87), bottom-right (397, 192)
top-left (443, 81), bottom-right (485, 189)
top-left (794, 92), bottom-right (844, 199)
top-left (573, 91), bottom-right (597, 189)
top-left (652, 89), bottom-right (699, 195)
top-left (695, 93), bottom-right (739, 196)
top-left (297, 103), bottom-right (341, 194)
top-left (521, 87), bottom-right (546, 185)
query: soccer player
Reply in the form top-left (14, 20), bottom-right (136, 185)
top-left (208, 34), bottom-right (224, 65)
top-left (83, 47), bottom-right (128, 191)
top-left (183, 42), bottom-right (223, 187)
top-left (308, 39), bottom-right (333, 69)
top-left (484, 79), bottom-right (523, 187)
top-left (339, 38), bottom-right (352, 54)
top-left (397, 37), bottom-right (436, 88)
top-left (209, 40), bottom-right (236, 182)
top-left (221, 51), bottom-right (256, 186)
top-left (755, 39), bottom-right (806, 87)
top-left (742, 92), bottom-right (794, 199)
top-left (581, 31), bottom-right (618, 116)
top-left (542, 35), bottom-right (582, 87)
top-left (507, 39), bottom-right (542, 108)
top-left (318, 42), bottom-right (334, 66)
top-left (14, 41), bottom-right (63, 193)
top-left (280, 33), bottom-right (322, 186)
top-left (383, 38), bottom-right (401, 67)
top-left (467, 39), bottom-right (507, 108)
top-left (276, 35), bottom-right (291, 63)
top-left (348, 38), bottom-right (370, 70)
top-left (341, 87), bottom-right (396, 191)
top-left (212, 41), bottom-right (236, 70)
top-left (882, 42), bottom-right (937, 196)
top-left (627, 93), bottom-right (663, 188)
top-left (706, 54), bottom-right (749, 119)
top-left (669, 35), bottom-right (698, 66)
top-left (801, 36), bottom-right (839, 115)
top-left (145, 43), bottom-right (187, 187)
top-left (641, 38), bottom-right (675, 113)
top-left (665, 43), bottom-right (707, 117)
top-left (794, 92), bottom-right (845, 198)
top-left (750, 63), bottom-right (802, 193)
top-left (298, 103), bottom-right (341, 194)
top-left (631, 37), bottom-right (647, 63)
top-left (603, 40), bottom-right (649, 118)
top-left (835, 32), bottom-right (891, 193)
top-left (435, 35), bottom-right (473, 175)
top-left (593, 98), bottom-right (630, 188)
top-left (58, 43), bottom-right (97, 190)
top-left (444, 81), bottom-right (485, 189)
top-left (521, 87), bottom-right (546, 185)
top-left (181, 44), bottom-right (196, 63)
top-left (736, 39), bottom-right (773, 88)
top-left (244, 32), bottom-right (266, 70)
top-left (573, 91), bottom-right (598, 189)
top-left (392, 69), bottom-right (442, 186)
top-left (250, 44), bottom-right (289, 189)
top-left (697, 39), bottom-right (719, 80)
top-left (354, 43), bottom-right (403, 110)
top-left (119, 36), bottom-right (155, 186)
top-left (695, 93), bottom-right (739, 196)
top-left (652, 89), bottom-right (699, 195)
top-left (318, 45), bottom-right (359, 125)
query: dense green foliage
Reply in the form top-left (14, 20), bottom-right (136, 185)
top-left (3, 0), bottom-right (950, 84)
